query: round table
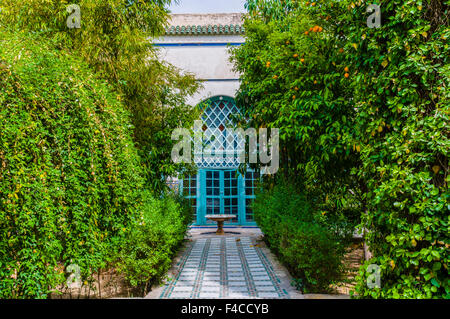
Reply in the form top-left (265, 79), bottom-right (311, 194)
top-left (205, 215), bottom-right (237, 235)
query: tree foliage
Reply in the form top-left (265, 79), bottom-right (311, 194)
top-left (0, 0), bottom-right (200, 192)
top-left (232, 0), bottom-right (362, 237)
top-left (234, 0), bottom-right (449, 298)
top-left (341, 0), bottom-right (449, 299)
top-left (0, 31), bottom-right (144, 298)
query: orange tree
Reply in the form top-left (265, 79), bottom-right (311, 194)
top-left (233, 0), bottom-right (449, 298)
top-left (338, 0), bottom-right (449, 298)
top-left (232, 0), bottom-right (362, 238)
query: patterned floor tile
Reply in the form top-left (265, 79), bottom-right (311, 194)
top-left (159, 237), bottom-right (289, 299)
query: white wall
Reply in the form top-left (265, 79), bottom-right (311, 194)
top-left (156, 45), bottom-right (240, 80)
top-left (187, 81), bottom-right (240, 106)
top-left (154, 32), bottom-right (244, 105)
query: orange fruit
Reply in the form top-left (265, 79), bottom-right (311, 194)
top-left (293, 53), bottom-right (299, 58)
top-left (300, 58), bottom-right (305, 63)
top-left (432, 165), bottom-right (440, 174)
top-left (344, 73), bottom-right (349, 78)
top-left (390, 260), bottom-right (395, 269)
top-left (318, 27), bottom-right (323, 32)
top-left (339, 48), bottom-right (344, 53)
top-left (266, 61), bottom-right (271, 68)
top-left (273, 75), bottom-right (278, 80)
top-left (304, 31), bottom-right (309, 35)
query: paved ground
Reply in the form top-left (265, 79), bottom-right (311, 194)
top-left (146, 227), bottom-right (304, 299)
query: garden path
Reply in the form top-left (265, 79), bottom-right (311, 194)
top-left (145, 227), bottom-right (304, 299)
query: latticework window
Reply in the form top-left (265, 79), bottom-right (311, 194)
top-left (195, 96), bottom-right (244, 169)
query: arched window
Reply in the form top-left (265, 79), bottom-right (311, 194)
top-left (196, 96), bottom-right (243, 169)
top-left (180, 96), bottom-right (257, 226)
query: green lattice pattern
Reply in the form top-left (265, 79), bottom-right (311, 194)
top-left (196, 97), bottom-right (244, 169)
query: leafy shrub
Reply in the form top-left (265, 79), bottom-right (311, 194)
top-left (253, 181), bottom-right (346, 293)
top-left (0, 31), bottom-right (144, 298)
top-left (340, 0), bottom-right (450, 299)
top-left (117, 192), bottom-right (193, 295)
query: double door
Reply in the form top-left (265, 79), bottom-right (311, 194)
top-left (203, 170), bottom-right (240, 224)
top-left (182, 169), bottom-right (257, 226)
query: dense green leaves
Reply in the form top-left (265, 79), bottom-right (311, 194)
top-left (0, 0), bottom-right (200, 192)
top-left (342, 0), bottom-right (450, 299)
top-left (253, 181), bottom-right (346, 293)
top-left (0, 31), bottom-right (144, 298)
top-left (117, 192), bottom-right (193, 295)
top-left (235, 0), bottom-right (449, 298)
top-left (0, 0), bottom-right (198, 299)
top-left (232, 0), bottom-right (362, 236)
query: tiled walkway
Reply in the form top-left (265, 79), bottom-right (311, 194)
top-left (158, 237), bottom-right (289, 299)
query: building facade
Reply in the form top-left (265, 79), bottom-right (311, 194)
top-left (155, 13), bottom-right (257, 226)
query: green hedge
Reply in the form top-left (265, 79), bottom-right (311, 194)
top-left (253, 181), bottom-right (346, 293)
top-left (117, 192), bottom-right (193, 295)
top-left (341, 0), bottom-right (450, 299)
top-left (0, 31), bottom-right (144, 298)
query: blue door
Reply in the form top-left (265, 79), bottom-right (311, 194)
top-left (180, 169), bottom-right (257, 226)
top-left (179, 96), bottom-right (257, 226)
top-left (203, 170), bottom-right (239, 225)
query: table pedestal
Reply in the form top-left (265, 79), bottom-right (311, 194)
top-left (216, 220), bottom-right (225, 235)
top-left (205, 215), bottom-right (237, 235)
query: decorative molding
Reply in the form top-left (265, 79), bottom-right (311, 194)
top-left (165, 24), bottom-right (245, 36)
